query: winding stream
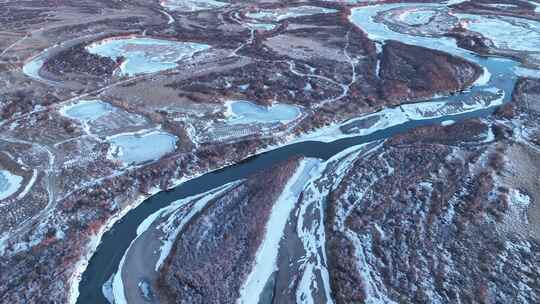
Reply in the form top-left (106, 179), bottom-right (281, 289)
top-left (76, 2), bottom-right (529, 304)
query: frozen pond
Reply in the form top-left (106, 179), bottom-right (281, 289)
top-left (160, 0), bottom-right (228, 12)
top-left (22, 56), bottom-right (46, 81)
top-left (226, 101), bottom-right (301, 125)
top-left (247, 6), bottom-right (337, 22)
top-left (60, 100), bottom-right (113, 122)
top-left (108, 131), bottom-right (177, 165)
top-left (86, 37), bottom-right (209, 76)
top-left (0, 170), bottom-right (23, 201)
top-left (22, 51), bottom-right (58, 85)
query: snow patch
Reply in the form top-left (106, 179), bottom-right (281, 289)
top-left (153, 181), bottom-right (239, 270)
top-left (510, 189), bottom-right (531, 206)
top-left (238, 158), bottom-right (320, 304)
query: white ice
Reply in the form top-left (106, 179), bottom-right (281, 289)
top-left (237, 158), bottom-right (320, 304)
top-left (60, 99), bottom-right (113, 122)
top-left (247, 6), bottom-right (337, 22)
top-left (457, 14), bottom-right (540, 53)
top-left (102, 275), bottom-right (114, 304)
top-left (160, 0), bottom-right (228, 12)
top-left (225, 100), bottom-right (301, 125)
top-left (86, 37), bottom-right (209, 76)
top-left (154, 181), bottom-right (240, 270)
top-left (349, 4), bottom-right (473, 60)
top-left (510, 189), bottom-right (531, 206)
top-left (107, 130), bottom-right (177, 165)
top-left (0, 169), bottom-right (23, 201)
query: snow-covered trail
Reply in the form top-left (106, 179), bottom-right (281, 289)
top-left (0, 34), bottom-right (29, 58)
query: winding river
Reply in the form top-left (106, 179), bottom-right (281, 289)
top-left (76, 2), bottom-right (530, 304)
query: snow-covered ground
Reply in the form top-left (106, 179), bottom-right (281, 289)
top-left (101, 275), bottom-right (114, 304)
top-left (16, 169), bottom-right (37, 200)
top-left (293, 88), bottom-right (504, 144)
top-left (106, 181), bottom-right (239, 304)
top-left (86, 37), bottom-right (209, 76)
top-left (446, 0), bottom-right (468, 6)
top-left (152, 181), bottom-right (240, 271)
top-left (0, 170), bottom-right (23, 201)
top-left (400, 88), bottom-right (505, 120)
top-left (237, 158), bottom-right (321, 304)
top-left (67, 185), bottom-right (162, 304)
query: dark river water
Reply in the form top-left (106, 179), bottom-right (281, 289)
top-left (76, 11), bottom-right (521, 304)
top-left (76, 94), bottom-right (516, 304)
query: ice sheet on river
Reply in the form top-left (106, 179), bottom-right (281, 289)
top-left (349, 4), bottom-right (469, 58)
top-left (458, 14), bottom-right (540, 53)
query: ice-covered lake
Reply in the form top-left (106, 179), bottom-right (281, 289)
top-left (247, 6), bottom-right (337, 22)
top-left (108, 131), bottom-right (178, 165)
top-left (226, 101), bottom-right (301, 125)
top-left (0, 170), bottom-right (23, 201)
top-left (60, 99), bottom-right (113, 122)
top-left (160, 0), bottom-right (228, 12)
top-left (22, 56), bottom-right (45, 81)
top-left (86, 37), bottom-right (209, 76)
top-left (22, 50), bottom-right (59, 85)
